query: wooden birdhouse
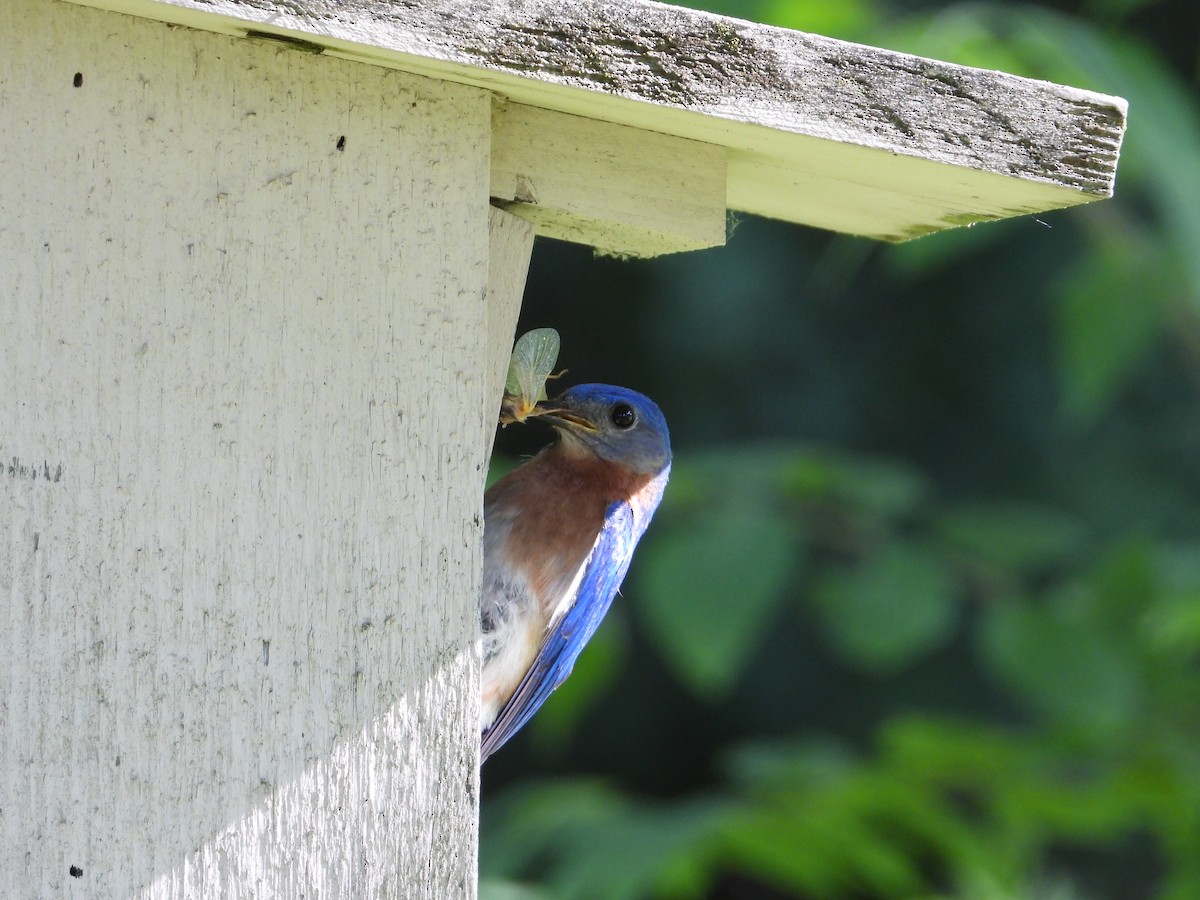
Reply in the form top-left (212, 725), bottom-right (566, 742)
top-left (0, 0), bottom-right (1125, 895)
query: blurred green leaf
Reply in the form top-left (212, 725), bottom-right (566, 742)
top-left (1086, 0), bottom-right (1162, 17)
top-left (881, 715), bottom-right (1028, 788)
top-left (548, 798), bottom-right (730, 900)
top-left (672, 443), bottom-right (929, 520)
top-left (638, 509), bottom-right (797, 696)
top-left (720, 735), bottom-right (986, 897)
top-left (939, 873), bottom-right (1095, 900)
top-left (871, 5), bottom-right (1038, 74)
top-left (1141, 543), bottom-right (1200, 655)
top-left (760, 0), bottom-right (878, 37)
top-left (478, 881), bottom-right (551, 900)
top-left (676, 0), bottom-right (877, 38)
top-left (723, 803), bottom-right (927, 897)
top-left (979, 598), bottom-right (1142, 734)
top-left (677, 445), bottom-right (817, 504)
top-left (935, 502), bottom-right (1087, 573)
top-left (813, 540), bottom-right (958, 671)
top-left (723, 735), bottom-right (859, 789)
top-left (781, 451), bottom-right (930, 519)
top-left (482, 779), bottom-right (730, 900)
top-left (480, 779), bottom-right (632, 879)
top-left (1055, 235), bottom-right (1166, 422)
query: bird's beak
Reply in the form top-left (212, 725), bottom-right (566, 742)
top-left (534, 400), bottom-right (599, 433)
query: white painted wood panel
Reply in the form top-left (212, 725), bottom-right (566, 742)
top-left (484, 208), bottom-right (536, 456)
top-left (0, 0), bottom-right (498, 895)
top-left (492, 103), bottom-right (726, 257)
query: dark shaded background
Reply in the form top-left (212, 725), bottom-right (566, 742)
top-left (480, 2), bottom-right (1200, 897)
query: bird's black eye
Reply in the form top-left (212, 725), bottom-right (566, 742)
top-left (610, 403), bottom-right (636, 429)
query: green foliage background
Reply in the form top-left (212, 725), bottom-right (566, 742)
top-left (482, 1), bottom-right (1200, 897)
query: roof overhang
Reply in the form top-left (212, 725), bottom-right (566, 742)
top-left (67, 0), bottom-right (1127, 250)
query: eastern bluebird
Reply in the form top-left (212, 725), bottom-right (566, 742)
top-left (481, 383), bottom-right (671, 761)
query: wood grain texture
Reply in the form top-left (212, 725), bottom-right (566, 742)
top-left (484, 208), bottom-right (536, 459)
top-left (68, 0), bottom-right (1127, 242)
top-left (1, 1), bottom-right (493, 895)
top-left (492, 102), bottom-right (726, 257)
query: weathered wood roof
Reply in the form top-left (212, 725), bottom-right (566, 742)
top-left (72, 0), bottom-right (1127, 245)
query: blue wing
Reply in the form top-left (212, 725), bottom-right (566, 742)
top-left (481, 500), bottom-right (638, 762)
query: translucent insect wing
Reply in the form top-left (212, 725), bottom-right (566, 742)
top-left (505, 328), bottom-right (560, 410)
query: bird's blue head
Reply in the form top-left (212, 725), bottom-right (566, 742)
top-left (540, 384), bottom-right (671, 475)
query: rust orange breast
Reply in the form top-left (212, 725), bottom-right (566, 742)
top-left (485, 447), bottom-right (653, 614)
